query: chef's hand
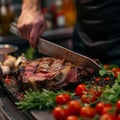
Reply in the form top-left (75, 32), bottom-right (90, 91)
top-left (17, 3), bottom-right (47, 48)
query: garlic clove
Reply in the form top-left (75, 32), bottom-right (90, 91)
top-left (15, 54), bottom-right (27, 67)
top-left (1, 65), bottom-right (10, 75)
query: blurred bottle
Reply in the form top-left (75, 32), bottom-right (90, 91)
top-left (50, 4), bottom-right (57, 28)
top-left (62, 0), bottom-right (77, 27)
top-left (54, 0), bottom-right (66, 28)
top-left (8, 0), bottom-right (15, 22)
top-left (0, 0), bottom-right (15, 36)
top-left (42, 8), bottom-right (53, 30)
top-left (0, 1), bottom-right (4, 35)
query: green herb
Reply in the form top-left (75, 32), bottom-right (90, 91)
top-left (100, 76), bottom-right (120, 103)
top-left (24, 47), bottom-right (36, 60)
top-left (99, 65), bottom-right (114, 77)
top-left (99, 69), bottom-right (108, 76)
top-left (15, 89), bottom-right (74, 110)
top-left (109, 65), bottom-right (119, 69)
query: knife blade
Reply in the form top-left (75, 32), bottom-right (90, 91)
top-left (37, 38), bottom-right (100, 70)
top-left (10, 22), bottom-right (100, 71)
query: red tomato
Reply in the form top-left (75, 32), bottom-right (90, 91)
top-left (80, 106), bottom-right (96, 118)
top-left (104, 103), bottom-right (112, 107)
top-left (116, 100), bottom-right (120, 111)
top-left (102, 103), bottom-right (112, 115)
top-left (81, 93), bottom-right (96, 103)
top-left (53, 106), bottom-right (66, 120)
top-left (95, 102), bottom-right (105, 115)
top-left (103, 64), bottom-right (109, 69)
top-left (95, 77), bottom-right (101, 82)
top-left (56, 93), bottom-right (71, 105)
top-left (99, 113), bottom-right (115, 120)
top-left (68, 100), bottom-right (81, 115)
top-left (113, 68), bottom-right (120, 78)
top-left (104, 77), bottom-right (110, 81)
top-left (115, 114), bottom-right (120, 120)
top-left (65, 115), bottom-right (79, 120)
top-left (90, 86), bottom-right (103, 97)
top-left (112, 67), bottom-right (119, 72)
top-left (75, 84), bottom-right (86, 96)
top-left (63, 106), bottom-right (70, 118)
top-left (5, 79), bottom-right (11, 85)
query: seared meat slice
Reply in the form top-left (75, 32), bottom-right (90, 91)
top-left (15, 57), bottom-right (78, 90)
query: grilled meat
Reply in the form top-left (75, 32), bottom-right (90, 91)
top-left (15, 57), bottom-right (78, 90)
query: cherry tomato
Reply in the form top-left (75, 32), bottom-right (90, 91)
top-left (104, 77), bottom-right (110, 81)
top-left (104, 103), bottom-right (112, 108)
top-left (95, 77), bottom-right (101, 82)
top-left (81, 93), bottom-right (96, 103)
top-left (113, 68), bottom-right (120, 78)
top-left (53, 106), bottom-right (66, 120)
top-left (90, 86), bottom-right (103, 97)
top-left (56, 93), bottom-right (71, 105)
top-left (63, 106), bottom-right (70, 119)
top-left (75, 84), bottom-right (86, 96)
top-left (80, 106), bottom-right (96, 118)
top-left (115, 114), bottom-right (120, 120)
top-left (65, 115), bottom-right (79, 120)
top-left (5, 79), bottom-right (11, 85)
top-left (102, 103), bottom-right (112, 115)
top-left (95, 102), bottom-right (105, 115)
top-left (112, 67), bottom-right (119, 73)
top-left (103, 64), bottom-right (109, 69)
top-left (68, 100), bottom-right (81, 115)
top-left (116, 100), bottom-right (120, 111)
top-left (99, 113), bottom-right (115, 120)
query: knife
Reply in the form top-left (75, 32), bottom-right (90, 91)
top-left (10, 22), bottom-right (100, 71)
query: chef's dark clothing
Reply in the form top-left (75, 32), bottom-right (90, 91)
top-left (73, 0), bottom-right (120, 65)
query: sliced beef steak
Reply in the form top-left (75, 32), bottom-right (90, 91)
top-left (15, 57), bottom-right (78, 90)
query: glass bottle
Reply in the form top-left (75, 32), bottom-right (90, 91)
top-left (62, 0), bottom-right (77, 27)
top-left (54, 0), bottom-right (66, 28)
top-left (42, 8), bottom-right (53, 30)
top-left (0, 0), bottom-right (15, 36)
top-left (7, 0), bottom-right (15, 23)
top-left (0, 1), bottom-right (4, 36)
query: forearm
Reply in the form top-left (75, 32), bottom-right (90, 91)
top-left (22, 0), bottom-right (41, 11)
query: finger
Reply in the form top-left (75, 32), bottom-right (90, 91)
top-left (29, 34), bottom-right (38, 48)
top-left (30, 23), bottom-right (41, 48)
top-left (38, 22), bottom-right (47, 36)
top-left (17, 24), bottom-right (23, 37)
top-left (18, 24), bottom-right (27, 40)
top-left (23, 24), bottom-right (32, 40)
top-left (26, 24), bottom-right (32, 40)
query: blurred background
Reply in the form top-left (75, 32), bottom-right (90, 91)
top-left (0, 0), bottom-right (77, 56)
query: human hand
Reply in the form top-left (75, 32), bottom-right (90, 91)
top-left (17, 8), bottom-right (47, 48)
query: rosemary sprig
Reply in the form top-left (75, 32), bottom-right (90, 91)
top-left (15, 89), bottom-right (74, 110)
